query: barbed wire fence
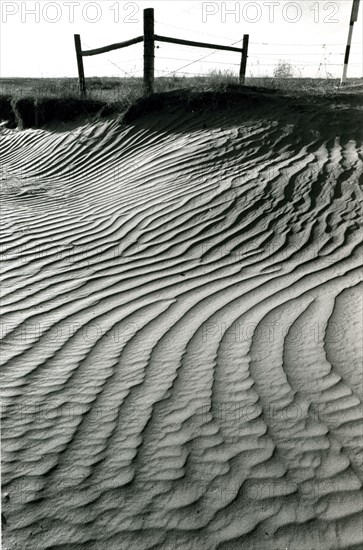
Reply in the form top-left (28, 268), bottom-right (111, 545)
top-left (76, 12), bottom-right (362, 97)
top-left (152, 19), bottom-right (362, 80)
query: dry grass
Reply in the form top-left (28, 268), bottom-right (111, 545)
top-left (1, 72), bottom-right (362, 104)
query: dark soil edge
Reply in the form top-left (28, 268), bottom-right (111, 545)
top-left (0, 96), bottom-right (118, 129)
top-left (0, 86), bottom-right (361, 133)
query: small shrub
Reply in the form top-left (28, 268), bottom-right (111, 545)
top-left (273, 61), bottom-right (295, 79)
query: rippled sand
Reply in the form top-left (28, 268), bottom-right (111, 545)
top-left (1, 92), bottom-right (362, 549)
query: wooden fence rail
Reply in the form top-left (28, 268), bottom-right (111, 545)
top-left (154, 35), bottom-right (244, 54)
top-left (82, 36), bottom-right (144, 57)
top-left (74, 8), bottom-right (249, 98)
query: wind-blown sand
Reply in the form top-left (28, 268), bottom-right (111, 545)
top-left (1, 91), bottom-right (362, 549)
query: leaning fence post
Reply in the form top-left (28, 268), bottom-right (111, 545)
top-left (143, 8), bottom-right (155, 94)
top-left (74, 34), bottom-right (86, 98)
top-left (239, 34), bottom-right (249, 85)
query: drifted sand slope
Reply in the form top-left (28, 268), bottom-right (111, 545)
top-left (1, 93), bottom-right (363, 550)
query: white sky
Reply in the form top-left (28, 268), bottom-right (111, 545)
top-left (0, 0), bottom-right (362, 79)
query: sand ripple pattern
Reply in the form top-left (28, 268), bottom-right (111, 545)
top-left (1, 105), bottom-right (363, 550)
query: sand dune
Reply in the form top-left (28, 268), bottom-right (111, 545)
top-left (1, 93), bottom-right (362, 549)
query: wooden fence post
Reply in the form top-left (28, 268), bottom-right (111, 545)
top-left (74, 34), bottom-right (86, 98)
top-left (143, 8), bottom-right (155, 94)
top-left (239, 34), bottom-right (249, 85)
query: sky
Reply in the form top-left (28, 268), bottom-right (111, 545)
top-left (0, 0), bottom-right (362, 79)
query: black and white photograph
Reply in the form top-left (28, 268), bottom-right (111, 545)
top-left (1, 1), bottom-right (362, 549)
